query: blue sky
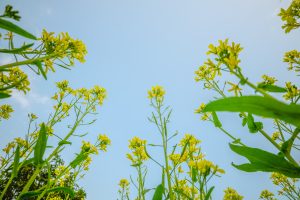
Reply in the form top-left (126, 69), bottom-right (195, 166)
top-left (1, 0), bottom-right (299, 199)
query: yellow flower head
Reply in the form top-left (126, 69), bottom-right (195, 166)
top-left (223, 187), bottom-right (243, 200)
top-left (127, 136), bottom-right (148, 165)
top-left (118, 178), bottom-right (130, 189)
top-left (97, 134), bottom-right (111, 152)
top-left (0, 104), bottom-right (14, 120)
top-left (148, 85), bottom-right (165, 102)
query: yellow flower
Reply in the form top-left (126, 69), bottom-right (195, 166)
top-left (0, 104), bottom-right (13, 120)
top-left (261, 75), bottom-right (277, 85)
top-left (127, 137), bottom-right (148, 165)
top-left (223, 187), bottom-right (243, 200)
top-left (227, 82), bottom-right (242, 96)
top-left (81, 141), bottom-right (98, 155)
top-left (56, 80), bottom-right (69, 91)
top-left (259, 190), bottom-right (276, 200)
top-left (119, 178), bottom-right (130, 189)
top-left (91, 85), bottom-right (107, 105)
top-left (98, 134), bottom-right (111, 152)
top-left (195, 103), bottom-right (206, 113)
top-left (283, 82), bottom-right (299, 101)
top-left (271, 132), bottom-right (280, 141)
top-left (147, 85), bottom-right (165, 102)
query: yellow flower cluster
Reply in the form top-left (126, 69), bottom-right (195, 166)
top-left (188, 159), bottom-right (224, 175)
top-left (119, 178), bottom-right (130, 189)
top-left (147, 85), bottom-right (165, 102)
top-left (261, 75), bottom-right (277, 85)
top-left (48, 197), bottom-right (63, 200)
top-left (83, 156), bottom-right (92, 171)
top-left (126, 136), bottom-right (148, 165)
top-left (0, 104), bottom-right (13, 120)
top-left (179, 134), bottom-right (201, 154)
top-left (259, 190), bottom-right (276, 200)
top-left (41, 29), bottom-right (87, 66)
top-left (278, 0), bottom-right (300, 33)
top-left (0, 67), bottom-right (30, 94)
top-left (81, 141), bottom-right (99, 155)
top-left (53, 80), bottom-right (107, 114)
top-left (97, 134), bottom-right (111, 152)
top-left (207, 39), bottom-right (243, 71)
top-left (2, 141), bottom-right (15, 154)
top-left (91, 85), bottom-right (107, 106)
top-left (271, 132), bottom-right (280, 141)
top-left (283, 50), bottom-right (300, 71)
top-left (173, 179), bottom-right (199, 199)
top-left (223, 187), bottom-right (244, 200)
top-left (271, 172), bottom-right (298, 196)
top-left (283, 82), bottom-right (299, 101)
top-left (194, 103), bottom-right (206, 114)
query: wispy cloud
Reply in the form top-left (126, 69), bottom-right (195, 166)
top-left (12, 90), bottom-right (50, 109)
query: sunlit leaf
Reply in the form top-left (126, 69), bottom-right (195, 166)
top-left (0, 18), bottom-right (36, 40)
top-left (203, 96), bottom-right (300, 128)
top-left (229, 144), bottom-right (300, 178)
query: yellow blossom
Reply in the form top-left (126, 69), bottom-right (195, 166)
top-left (147, 85), bottom-right (165, 102)
top-left (0, 104), bottom-right (14, 120)
top-left (223, 187), bottom-right (243, 200)
top-left (227, 82), bottom-right (242, 96)
top-left (98, 134), bottom-right (111, 152)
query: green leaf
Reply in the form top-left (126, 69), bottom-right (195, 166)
top-left (204, 186), bottom-right (215, 200)
top-left (19, 191), bottom-right (41, 199)
top-left (12, 145), bottom-right (20, 178)
top-left (58, 140), bottom-right (72, 146)
top-left (33, 61), bottom-right (47, 80)
top-left (0, 18), bottom-right (37, 40)
top-left (281, 128), bottom-right (300, 155)
top-left (34, 123), bottom-right (48, 165)
top-left (0, 92), bottom-right (11, 99)
top-left (152, 184), bottom-right (164, 200)
top-left (242, 117), bottom-right (247, 126)
top-left (0, 43), bottom-right (34, 54)
top-left (202, 96), bottom-right (300, 128)
top-left (19, 187), bottom-right (75, 199)
top-left (257, 83), bottom-right (287, 93)
top-left (192, 168), bottom-right (198, 182)
top-left (229, 144), bottom-right (300, 178)
top-left (212, 111), bottom-right (222, 127)
top-left (246, 114), bottom-right (263, 133)
top-left (46, 187), bottom-right (75, 198)
top-left (70, 152), bottom-right (88, 168)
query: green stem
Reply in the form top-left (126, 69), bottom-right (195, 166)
top-left (17, 101), bottom-right (94, 199)
top-left (0, 54), bottom-right (55, 70)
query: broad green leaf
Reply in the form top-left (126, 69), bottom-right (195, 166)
top-left (204, 186), bottom-right (215, 200)
top-left (12, 145), bottom-right (20, 178)
top-left (0, 43), bottom-right (33, 54)
top-left (202, 96), bottom-right (300, 128)
top-left (152, 184), bottom-right (164, 200)
top-left (229, 144), bottom-right (300, 178)
top-left (0, 18), bottom-right (37, 40)
top-left (33, 61), bottom-right (47, 80)
top-left (0, 92), bottom-right (11, 99)
top-left (212, 111), bottom-right (222, 127)
top-left (257, 83), bottom-right (287, 93)
top-left (34, 123), bottom-right (48, 165)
